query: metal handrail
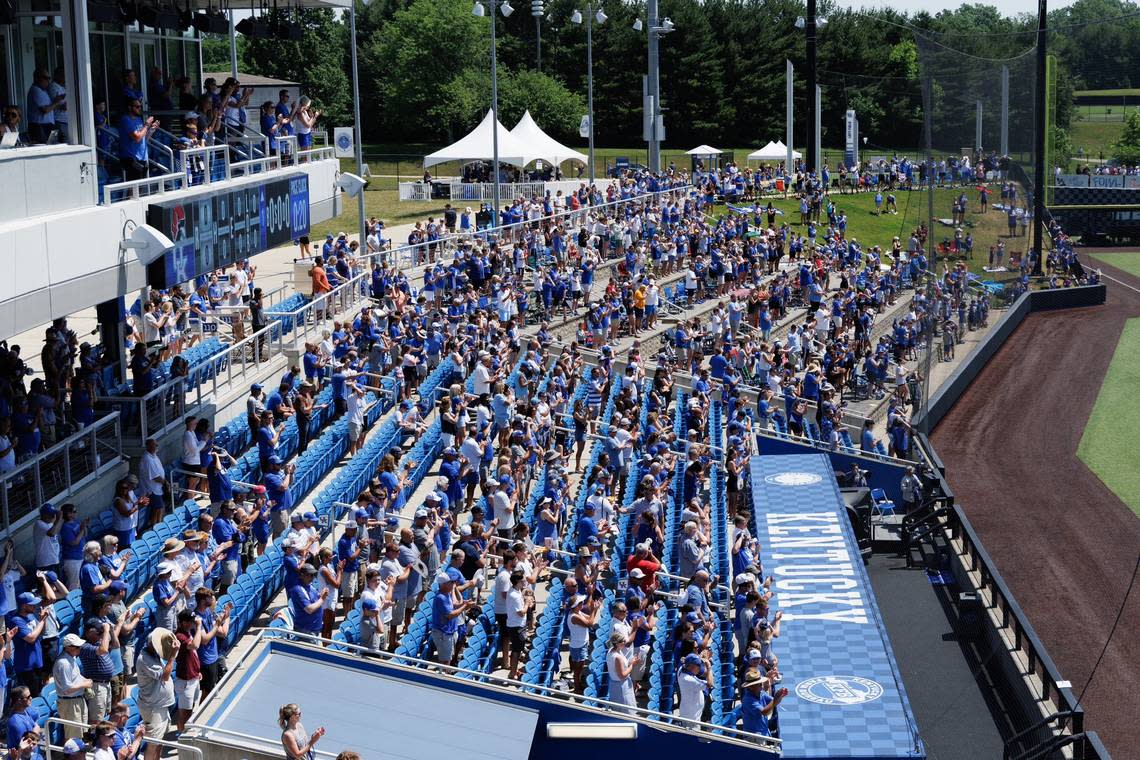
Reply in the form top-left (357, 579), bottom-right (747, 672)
top-left (179, 143), bottom-right (230, 186)
top-left (238, 627), bottom-right (783, 751)
top-left (180, 723), bottom-right (339, 759)
top-left (42, 717), bottom-right (204, 760)
top-left (102, 171), bottom-right (186, 203)
top-left (0, 412), bottom-right (123, 538)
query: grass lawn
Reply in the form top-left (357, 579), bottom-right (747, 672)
top-left (1074, 88), bottom-right (1140, 98)
top-left (1089, 251), bottom-right (1140, 279)
top-left (707, 187), bottom-right (1022, 283)
top-left (1078, 318), bottom-right (1140, 519)
top-left (1069, 119), bottom-right (1124, 164)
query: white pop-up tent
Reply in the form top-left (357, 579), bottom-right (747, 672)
top-left (685, 144), bottom-right (723, 156)
top-left (748, 140), bottom-right (801, 161)
top-left (510, 111), bottom-right (588, 166)
top-left (424, 110), bottom-right (533, 168)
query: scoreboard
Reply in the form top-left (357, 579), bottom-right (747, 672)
top-left (145, 173), bottom-right (310, 289)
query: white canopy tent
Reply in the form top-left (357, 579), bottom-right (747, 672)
top-left (509, 111), bottom-right (588, 166)
top-left (423, 111), bottom-right (533, 168)
top-left (685, 144), bottom-right (723, 156)
top-left (748, 141), bottom-right (801, 161)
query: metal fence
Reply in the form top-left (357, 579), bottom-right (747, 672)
top-left (0, 413), bottom-right (123, 538)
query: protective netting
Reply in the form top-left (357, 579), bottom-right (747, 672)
top-left (913, 35), bottom-right (1039, 430)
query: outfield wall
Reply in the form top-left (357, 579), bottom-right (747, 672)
top-left (920, 285), bottom-right (1106, 430)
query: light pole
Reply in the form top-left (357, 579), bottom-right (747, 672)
top-left (349, 0), bottom-right (367, 246)
top-left (473, 0), bottom-right (515, 217)
top-left (571, 4), bottom-right (606, 180)
top-left (633, 9), bottom-right (673, 172)
top-left (532, 0), bottom-right (544, 70)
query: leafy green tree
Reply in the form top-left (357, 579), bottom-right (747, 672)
top-left (200, 34), bottom-right (246, 73)
top-left (1114, 110), bottom-right (1140, 164)
top-left (243, 9), bottom-right (352, 130)
top-left (499, 70), bottom-right (586, 139)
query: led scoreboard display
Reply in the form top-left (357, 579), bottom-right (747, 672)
top-left (145, 173), bottom-right (310, 288)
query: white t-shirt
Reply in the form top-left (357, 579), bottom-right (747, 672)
top-left (493, 568), bottom-right (512, 615)
top-left (506, 588), bottom-right (526, 628)
top-left (568, 611), bottom-right (591, 648)
top-left (493, 490), bottom-right (514, 531)
top-left (139, 451), bottom-right (166, 496)
top-left (0, 569), bottom-right (19, 616)
top-left (346, 391), bottom-right (366, 426)
top-left (143, 311), bottom-right (161, 343)
top-left (677, 670), bottom-right (707, 721)
top-left (473, 363), bottom-right (493, 395)
top-left (112, 493), bottom-right (138, 531)
top-left (34, 519), bottom-right (60, 567)
top-left (182, 430), bottom-right (206, 466)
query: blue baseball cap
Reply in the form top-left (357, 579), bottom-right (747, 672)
top-left (109, 580), bottom-right (128, 595)
top-left (354, 508), bottom-right (370, 520)
top-left (251, 383), bottom-right (263, 392)
top-left (684, 612), bottom-right (701, 625)
top-left (446, 567), bottom-right (464, 584)
top-left (43, 570), bottom-right (59, 586)
top-left (361, 597), bottom-right (378, 611)
top-left (17, 592), bottom-right (41, 606)
top-left (40, 502), bottom-right (58, 515)
top-left (303, 511), bottom-right (318, 522)
top-left (268, 455), bottom-right (284, 466)
top-left (683, 653), bottom-right (703, 669)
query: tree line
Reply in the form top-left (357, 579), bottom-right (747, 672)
top-left (203, 0), bottom-right (1140, 155)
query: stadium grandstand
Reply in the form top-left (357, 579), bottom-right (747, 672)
top-left (0, 0), bottom-right (1121, 757)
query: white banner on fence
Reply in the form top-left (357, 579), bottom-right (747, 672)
top-left (1054, 174), bottom-right (1140, 189)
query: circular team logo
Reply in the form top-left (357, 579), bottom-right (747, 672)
top-left (795, 676), bottom-right (884, 706)
top-left (764, 471), bottom-right (823, 487)
top-left (336, 133), bottom-right (353, 152)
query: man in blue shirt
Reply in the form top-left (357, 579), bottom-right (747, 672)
top-left (430, 574), bottom-right (473, 665)
top-left (262, 456), bottom-right (295, 539)
top-left (193, 588), bottom-right (232, 696)
top-left (255, 412), bottom-right (283, 472)
top-left (337, 523), bottom-right (363, 615)
top-left (288, 564), bottom-right (325, 636)
top-left (117, 98), bottom-right (156, 180)
top-left (212, 501), bottom-right (246, 594)
top-left (740, 669), bottom-right (788, 737)
top-left (10, 591), bottom-right (49, 695)
top-left (4, 686), bottom-right (39, 749)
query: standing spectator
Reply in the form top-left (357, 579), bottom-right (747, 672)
top-left (136, 628), bottom-right (178, 760)
top-left (678, 651), bottom-right (713, 723)
top-left (59, 504), bottom-right (87, 590)
top-left (53, 633), bottom-right (91, 740)
top-left (25, 68), bottom-right (63, 143)
top-left (4, 687), bottom-right (40, 749)
top-left (79, 616), bottom-right (114, 725)
top-left (32, 503), bottom-right (62, 576)
top-left (212, 500), bottom-right (246, 595)
top-left (117, 98), bottom-right (157, 180)
top-left (110, 476), bottom-right (144, 548)
top-left (291, 96), bottom-right (319, 149)
top-left (605, 630), bottom-right (639, 713)
top-left (173, 609), bottom-right (202, 734)
top-left (279, 703), bottom-right (325, 760)
top-left (10, 591), bottom-right (48, 695)
top-left (288, 563), bottom-right (325, 638)
top-left (739, 668), bottom-right (788, 738)
top-left (193, 588), bottom-right (231, 697)
top-left (139, 438), bottom-right (168, 529)
top-left (430, 573), bottom-right (472, 666)
top-left (900, 465), bottom-right (923, 514)
top-left (181, 416), bottom-right (210, 494)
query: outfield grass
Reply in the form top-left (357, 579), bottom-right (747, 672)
top-left (1078, 318), bottom-right (1140, 519)
top-left (1090, 251), bottom-right (1140, 279)
top-left (1070, 119), bottom-right (1125, 164)
top-left (1074, 88), bottom-right (1140, 98)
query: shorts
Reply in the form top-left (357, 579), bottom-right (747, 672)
top-left (140, 706), bottom-right (171, 739)
top-left (393, 596), bottom-right (409, 621)
top-left (340, 571), bottom-right (359, 599)
top-left (174, 677), bottom-right (201, 710)
top-left (348, 421), bottom-right (363, 442)
top-left (569, 644), bottom-right (588, 663)
top-left (495, 613), bottom-right (509, 639)
top-left (431, 629), bottom-right (457, 662)
top-left (505, 625), bottom-right (525, 648)
top-left (220, 559), bottom-right (239, 586)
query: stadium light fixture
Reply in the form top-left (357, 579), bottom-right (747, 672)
top-left (595, 8), bottom-right (606, 23)
top-left (472, 1), bottom-right (485, 16)
top-left (632, 17), bottom-right (642, 31)
top-left (570, 9), bottom-right (582, 23)
top-left (500, 1), bottom-right (514, 16)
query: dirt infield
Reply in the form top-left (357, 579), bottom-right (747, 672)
top-left (931, 262), bottom-right (1140, 757)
